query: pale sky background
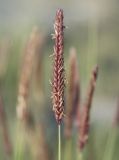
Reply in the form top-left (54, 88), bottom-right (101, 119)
top-left (0, 0), bottom-right (118, 29)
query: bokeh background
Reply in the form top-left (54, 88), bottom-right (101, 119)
top-left (0, 0), bottom-right (119, 160)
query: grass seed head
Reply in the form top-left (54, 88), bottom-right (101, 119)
top-left (16, 27), bottom-right (41, 122)
top-left (79, 65), bottom-right (98, 150)
top-left (52, 9), bottom-right (65, 124)
top-left (64, 48), bottom-right (80, 138)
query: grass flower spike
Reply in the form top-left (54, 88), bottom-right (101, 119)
top-left (79, 65), bottom-right (98, 150)
top-left (52, 9), bottom-right (65, 124)
top-left (16, 27), bottom-right (40, 122)
top-left (64, 48), bottom-right (80, 138)
top-left (51, 9), bottom-right (65, 160)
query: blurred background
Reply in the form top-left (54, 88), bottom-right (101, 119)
top-left (0, 0), bottom-right (119, 160)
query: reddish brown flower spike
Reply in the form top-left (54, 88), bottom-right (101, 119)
top-left (52, 9), bottom-right (65, 124)
top-left (64, 48), bottom-right (80, 138)
top-left (79, 65), bottom-right (98, 150)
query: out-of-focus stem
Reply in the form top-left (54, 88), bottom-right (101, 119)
top-left (0, 96), bottom-right (12, 158)
top-left (64, 139), bottom-right (72, 160)
top-left (14, 121), bottom-right (25, 160)
top-left (102, 129), bottom-right (118, 160)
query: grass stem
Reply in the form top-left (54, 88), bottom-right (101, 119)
top-left (64, 139), bottom-right (72, 160)
top-left (58, 124), bottom-right (61, 160)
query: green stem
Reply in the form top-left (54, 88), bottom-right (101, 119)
top-left (64, 139), bottom-right (72, 160)
top-left (75, 131), bottom-right (83, 160)
top-left (76, 148), bottom-right (83, 160)
top-left (14, 122), bottom-right (24, 160)
top-left (102, 128), bottom-right (117, 160)
top-left (58, 124), bottom-right (61, 160)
